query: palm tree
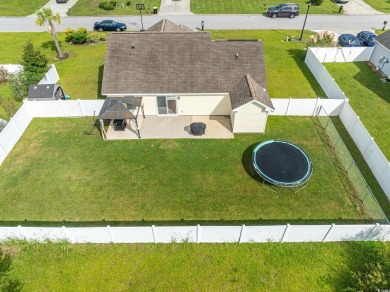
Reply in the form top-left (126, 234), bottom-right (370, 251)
top-left (35, 8), bottom-right (64, 59)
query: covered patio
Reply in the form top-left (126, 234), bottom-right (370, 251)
top-left (105, 115), bottom-right (233, 140)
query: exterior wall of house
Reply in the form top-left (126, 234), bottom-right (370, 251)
top-left (369, 43), bottom-right (390, 77)
top-left (107, 94), bottom-right (231, 116)
top-left (232, 102), bottom-right (268, 133)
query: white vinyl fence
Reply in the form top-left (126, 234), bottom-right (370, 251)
top-left (38, 64), bottom-right (60, 85)
top-left (305, 47), bottom-right (390, 200)
top-left (0, 64), bottom-right (23, 74)
top-left (0, 224), bottom-right (389, 243)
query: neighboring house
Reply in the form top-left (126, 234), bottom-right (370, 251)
top-left (27, 84), bottom-right (65, 101)
top-left (101, 19), bottom-right (274, 133)
top-left (370, 30), bottom-right (390, 77)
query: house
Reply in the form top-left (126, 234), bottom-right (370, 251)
top-left (27, 84), bottom-right (65, 101)
top-left (370, 30), bottom-right (390, 77)
top-left (101, 19), bottom-right (274, 135)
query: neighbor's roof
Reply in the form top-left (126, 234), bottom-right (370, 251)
top-left (102, 23), bottom-right (272, 110)
top-left (146, 19), bottom-right (193, 32)
top-left (375, 30), bottom-right (390, 50)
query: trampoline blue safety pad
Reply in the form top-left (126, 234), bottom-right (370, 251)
top-left (251, 140), bottom-right (313, 187)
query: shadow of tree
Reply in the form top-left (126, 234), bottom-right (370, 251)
top-left (97, 65), bottom-right (104, 99)
top-left (287, 48), bottom-right (327, 97)
top-left (40, 40), bottom-right (63, 54)
top-left (353, 62), bottom-right (390, 104)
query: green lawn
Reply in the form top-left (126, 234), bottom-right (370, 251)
top-left (68, 0), bottom-right (161, 16)
top-left (4, 241), bottom-right (390, 291)
top-left (0, 0), bottom-right (48, 16)
top-left (364, 0), bottom-right (390, 13)
top-left (325, 62), bottom-right (390, 160)
top-left (191, 0), bottom-right (341, 14)
top-left (0, 116), bottom-right (368, 222)
top-left (0, 30), bottom-right (325, 120)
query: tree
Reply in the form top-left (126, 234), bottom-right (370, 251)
top-left (0, 248), bottom-right (22, 291)
top-left (35, 8), bottom-right (64, 59)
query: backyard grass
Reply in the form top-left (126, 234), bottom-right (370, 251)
top-left (325, 62), bottom-right (390, 160)
top-left (364, 0), bottom-right (390, 13)
top-left (0, 116), bottom-right (368, 223)
top-left (68, 0), bottom-right (161, 16)
top-left (0, 30), bottom-right (324, 120)
top-left (0, 0), bottom-right (48, 16)
top-left (4, 241), bottom-right (389, 291)
top-left (191, 0), bottom-right (341, 14)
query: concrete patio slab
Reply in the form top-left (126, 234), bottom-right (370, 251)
top-left (105, 115), bottom-right (233, 140)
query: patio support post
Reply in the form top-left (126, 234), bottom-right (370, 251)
top-left (134, 118), bottom-right (141, 139)
top-left (99, 119), bottom-right (107, 139)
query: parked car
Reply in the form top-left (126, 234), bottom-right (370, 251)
top-left (266, 3), bottom-right (300, 19)
top-left (338, 34), bottom-right (361, 47)
top-left (332, 0), bottom-right (349, 3)
top-left (357, 31), bottom-right (377, 47)
top-left (93, 20), bottom-right (127, 32)
top-left (56, 0), bottom-right (69, 3)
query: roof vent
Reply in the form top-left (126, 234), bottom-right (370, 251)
top-left (131, 43), bottom-right (135, 49)
top-left (235, 53), bottom-right (239, 59)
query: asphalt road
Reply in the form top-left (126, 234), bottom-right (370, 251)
top-left (0, 14), bottom-right (389, 34)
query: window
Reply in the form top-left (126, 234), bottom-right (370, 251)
top-left (157, 96), bottom-right (178, 115)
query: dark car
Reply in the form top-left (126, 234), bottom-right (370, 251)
top-left (338, 34), bottom-right (361, 47)
top-left (357, 31), bottom-right (377, 47)
top-left (332, 0), bottom-right (349, 3)
top-left (93, 20), bottom-right (127, 32)
top-left (56, 0), bottom-right (69, 3)
top-left (267, 3), bottom-right (300, 19)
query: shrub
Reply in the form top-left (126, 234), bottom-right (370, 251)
top-left (346, 262), bottom-right (389, 291)
top-left (0, 67), bottom-right (9, 83)
top-left (99, 1), bottom-right (108, 8)
top-left (103, 3), bottom-right (115, 10)
top-left (109, 1), bottom-right (117, 6)
top-left (71, 30), bottom-right (87, 44)
top-left (88, 33), bottom-right (107, 44)
top-left (307, 30), bottom-right (337, 47)
top-left (311, 0), bottom-right (323, 6)
top-left (126, 1), bottom-right (131, 6)
top-left (64, 27), bottom-right (75, 42)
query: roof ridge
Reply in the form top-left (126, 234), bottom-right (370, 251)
top-left (245, 74), bottom-right (256, 98)
top-left (161, 19), bottom-right (166, 32)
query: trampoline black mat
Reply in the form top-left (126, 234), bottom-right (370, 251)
top-left (251, 140), bottom-right (312, 187)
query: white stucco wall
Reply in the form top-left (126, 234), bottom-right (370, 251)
top-left (232, 102), bottom-right (268, 133)
top-left (107, 94), bottom-right (231, 116)
top-left (369, 43), bottom-right (390, 77)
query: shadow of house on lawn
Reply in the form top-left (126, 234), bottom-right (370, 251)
top-left (353, 62), bottom-right (390, 104)
top-left (97, 65), bottom-right (105, 99)
top-left (287, 48), bottom-right (327, 97)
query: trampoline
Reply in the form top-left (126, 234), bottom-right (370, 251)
top-left (251, 140), bottom-right (313, 188)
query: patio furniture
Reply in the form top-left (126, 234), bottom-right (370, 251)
top-left (113, 119), bottom-right (127, 131)
top-left (190, 122), bottom-right (206, 136)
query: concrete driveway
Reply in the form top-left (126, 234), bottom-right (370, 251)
top-left (27, 0), bottom-right (80, 17)
top-left (337, 0), bottom-right (384, 15)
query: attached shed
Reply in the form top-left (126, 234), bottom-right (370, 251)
top-left (27, 84), bottom-right (65, 101)
top-left (370, 30), bottom-right (390, 77)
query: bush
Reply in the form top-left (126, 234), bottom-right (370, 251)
top-left (126, 1), bottom-right (131, 6)
top-left (99, 1), bottom-right (108, 8)
top-left (71, 30), bottom-right (87, 44)
top-left (88, 33), bottom-right (107, 44)
top-left (0, 67), bottom-right (9, 83)
top-left (307, 31), bottom-right (337, 47)
top-left (109, 1), bottom-right (117, 6)
top-left (64, 27), bottom-right (75, 42)
top-left (346, 262), bottom-right (389, 291)
top-left (103, 3), bottom-right (115, 10)
top-left (311, 0), bottom-right (323, 6)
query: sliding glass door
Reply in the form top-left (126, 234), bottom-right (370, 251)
top-left (157, 96), bottom-right (178, 115)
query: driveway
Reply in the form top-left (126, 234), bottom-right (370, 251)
top-left (158, 0), bottom-right (193, 15)
top-left (337, 0), bottom-right (384, 15)
top-left (27, 0), bottom-right (80, 17)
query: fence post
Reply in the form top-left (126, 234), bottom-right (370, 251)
top-left (62, 226), bottom-right (74, 244)
top-left (58, 99), bottom-right (67, 117)
top-left (78, 99), bottom-right (85, 117)
top-left (281, 224), bottom-right (290, 243)
top-left (285, 98), bottom-right (291, 115)
top-left (152, 225), bottom-right (157, 243)
top-left (196, 224), bottom-right (201, 243)
top-left (106, 225), bottom-right (115, 243)
top-left (322, 223), bottom-right (335, 242)
top-left (349, 115), bottom-right (360, 135)
top-left (313, 97), bottom-right (320, 116)
top-left (239, 225), bottom-right (245, 243)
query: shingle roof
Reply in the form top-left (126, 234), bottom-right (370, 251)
top-left (375, 30), bottom-right (390, 50)
top-left (146, 19), bottom-right (193, 32)
top-left (102, 23), bottom-right (273, 110)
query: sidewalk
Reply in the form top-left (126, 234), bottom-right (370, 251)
top-left (27, 0), bottom-right (80, 17)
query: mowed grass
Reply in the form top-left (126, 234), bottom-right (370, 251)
top-left (191, 0), bottom-right (341, 14)
top-left (69, 0), bottom-right (161, 16)
top-left (0, 0), bottom-right (48, 16)
top-left (364, 0), bottom-right (390, 13)
top-left (5, 241), bottom-right (389, 291)
top-left (325, 62), bottom-right (390, 160)
top-left (0, 116), bottom-right (367, 222)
